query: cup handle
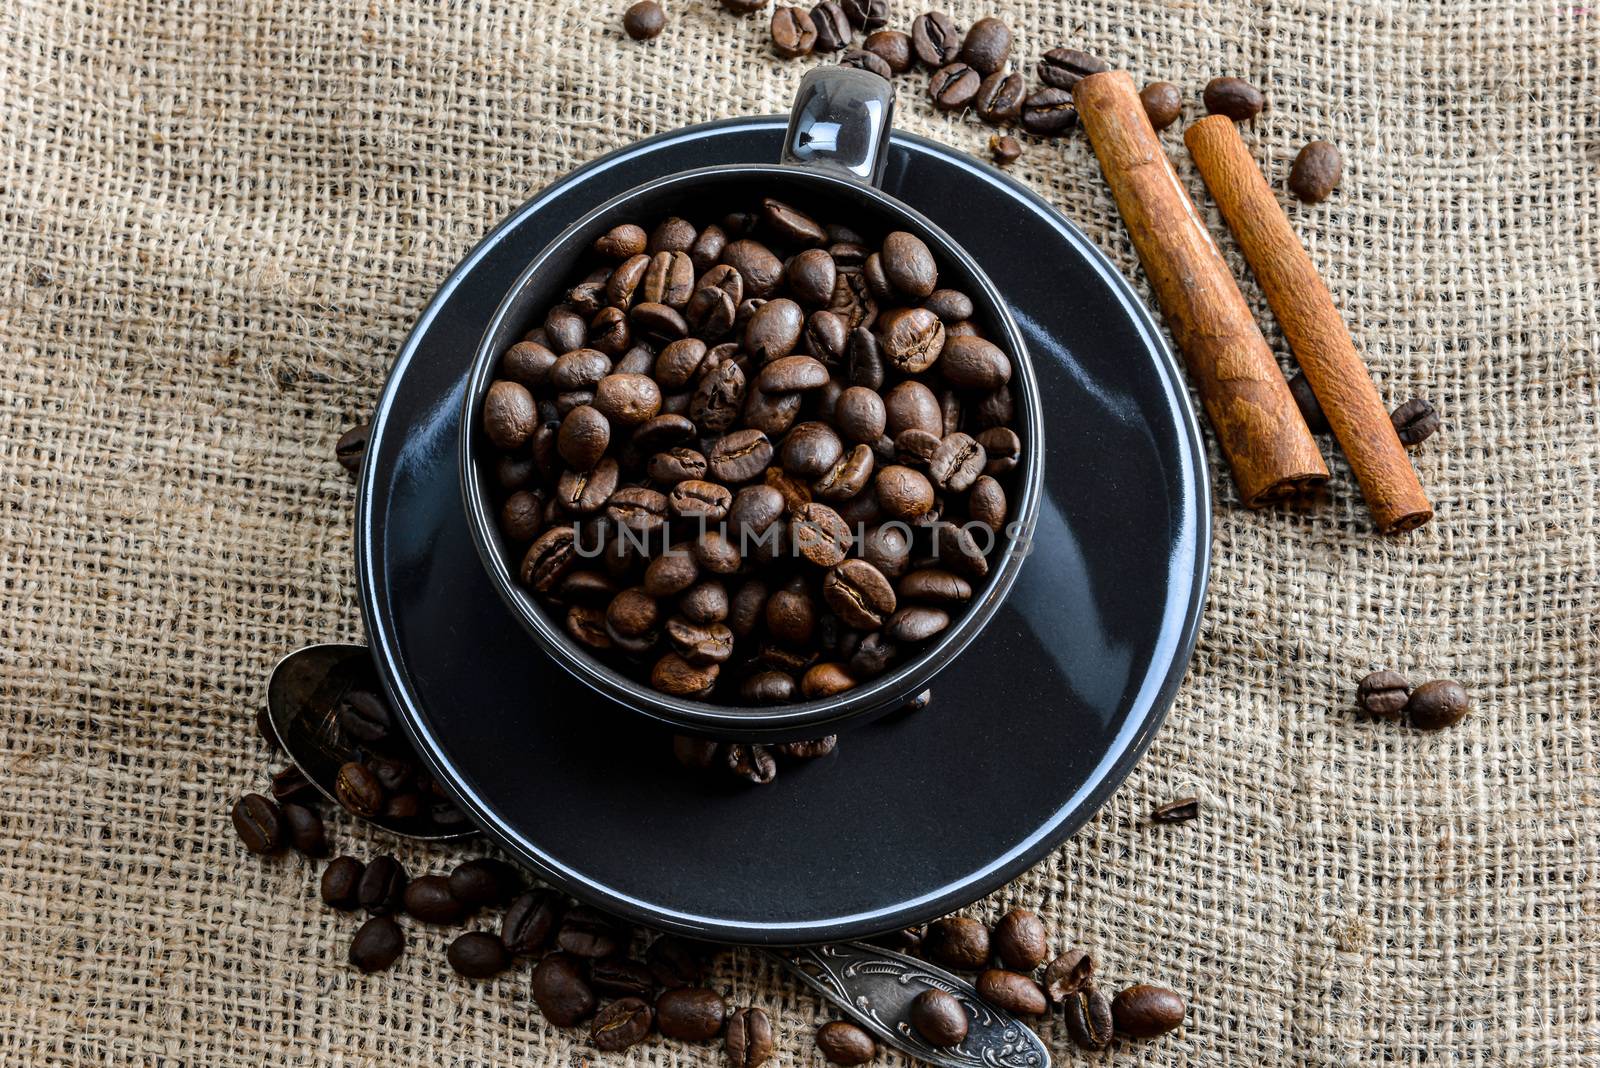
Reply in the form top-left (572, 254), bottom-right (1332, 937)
top-left (781, 66), bottom-right (896, 186)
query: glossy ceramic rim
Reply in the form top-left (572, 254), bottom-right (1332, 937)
top-left (458, 163), bottom-right (1044, 739)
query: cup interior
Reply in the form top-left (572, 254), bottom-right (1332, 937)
top-left (462, 164), bottom-right (1043, 739)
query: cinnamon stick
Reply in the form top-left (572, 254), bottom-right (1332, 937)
top-left (1073, 71), bottom-right (1328, 507)
top-left (1184, 115), bottom-right (1432, 533)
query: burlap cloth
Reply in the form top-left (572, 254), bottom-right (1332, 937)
top-left (2, 0), bottom-right (1597, 1063)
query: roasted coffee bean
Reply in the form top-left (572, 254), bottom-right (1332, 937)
top-left (967, 474), bottom-right (1008, 530)
top-left (1289, 140), bottom-right (1343, 202)
top-left (558, 906), bottom-right (625, 959)
top-left (1141, 80), bottom-right (1183, 130)
top-left (775, 734), bottom-right (838, 759)
top-left (765, 582), bottom-right (817, 645)
top-left (721, 239), bottom-right (784, 300)
top-left (975, 70), bottom-right (1024, 124)
top-left (811, 0), bottom-right (851, 50)
top-left (757, 355), bottom-right (829, 394)
top-left (828, 268), bottom-right (878, 331)
top-left (924, 915), bottom-right (989, 969)
top-left (929, 61), bottom-right (981, 110)
top-left (1112, 984), bottom-right (1186, 1037)
top-left (782, 421), bottom-right (844, 479)
top-left (772, 5), bottom-right (819, 56)
top-left (449, 857), bottom-right (521, 907)
top-left (1064, 986), bottom-right (1114, 1049)
top-left (959, 15), bottom-right (1009, 74)
top-left (656, 987), bottom-right (726, 1040)
top-left (502, 889), bottom-right (564, 955)
top-left (694, 529), bottom-right (742, 574)
top-left (834, 386), bottom-right (887, 443)
top-left (583, 957), bottom-right (654, 1000)
top-left (384, 792), bottom-right (423, 821)
top-left (334, 761), bottom-right (384, 818)
top-left (941, 335), bottom-right (1010, 389)
top-left (667, 617), bottom-right (735, 665)
top-left (641, 250), bottom-right (695, 309)
top-left (320, 855), bottom-right (364, 910)
top-left (335, 422), bottom-right (370, 476)
top-left (631, 301), bottom-right (690, 345)
top-left (232, 793), bottom-right (283, 854)
top-left (703, 429), bottom-right (772, 483)
top-left (558, 405), bottom-right (610, 469)
top-left (745, 298), bottom-right (806, 361)
top-left (897, 568), bottom-right (971, 602)
top-left (791, 502), bottom-right (852, 566)
top-left (742, 669), bottom-right (797, 704)
top-left (648, 217), bottom-right (697, 254)
top-left (721, 0), bottom-right (767, 13)
top-left (647, 935), bottom-right (712, 989)
top-left (281, 802), bottom-right (327, 856)
top-left (937, 521), bottom-right (989, 577)
top-left (1021, 87), bottom-right (1078, 136)
top-left (846, 326), bottom-right (885, 388)
top-left (533, 952), bottom-right (598, 1026)
top-left (349, 915), bottom-right (405, 973)
top-left (652, 653), bottom-right (720, 697)
top-left (786, 249), bottom-right (838, 308)
top-left (648, 446), bottom-right (708, 483)
top-left (816, 1020), bottom-right (877, 1064)
top-left (687, 284), bottom-right (738, 339)
top-left (728, 579), bottom-right (770, 638)
top-left (1356, 669), bottom-right (1411, 718)
top-left (1038, 46), bottom-right (1109, 91)
top-left (483, 380), bottom-right (537, 450)
top-left (556, 456), bottom-right (620, 513)
top-left (500, 490), bottom-right (545, 542)
top-left (338, 690), bottom-right (393, 744)
top-left (876, 464), bottom-right (935, 518)
top-left (991, 907), bottom-right (1048, 969)
top-left (814, 443), bottom-right (874, 499)
top-left (588, 305), bottom-right (631, 355)
top-left (863, 28), bottom-right (912, 72)
top-left (1407, 678), bottom-right (1470, 730)
top-left (801, 662), bottom-right (856, 698)
top-left (641, 550), bottom-right (697, 598)
top-left (989, 133), bottom-right (1022, 165)
top-left (879, 231), bottom-right (937, 300)
top-left (607, 257), bottom-right (648, 308)
top-left (623, 0), bottom-right (666, 39)
top-left (269, 764), bottom-right (317, 807)
top-left (887, 605), bottom-right (951, 643)
top-left (448, 931), bottom-right (510, 979)
top-left (1288, 371), bottom-right (1329, 433)
top-left (502, 340), bottom-right (559, 388)
top-left (594, 372), bottom-right (663, 427)
top-left (1152, 796), bottom-right (1200, 823)
top-left (357, 855), bottom-right (408, 916)
top-left (546, 306), bottom-right (589, 352)
top-left (923, 288), bottom-right (973, 323)
top-left (402, 874), bottom-right (464, 924)
top-left (726, 1006), bottom-right (775, 1068)
top-left (884, 380), bottom-right (943, 437)
top-left (877, 307), bottom-right (944, 373)
top-left (595, 223), bottom-right (648, 260)
top-left (977, 969), bottom-right (1048, 1015)
top-left (724, 742), bottom-right (778, 784)
top-left (823, 559), bottom-right (897, 628)
top-left (1391, 397), bottom-right (1441, 446)
top-left (839, 48), bottom-right (892, 79)
top-left (690, 359), bottom-right (747, 434)
top-left (521, 525), bottom-right (576, 590)
top-left (911, 11), bottom-right (961, 67)
top-left (1044, 948), bottom-right (1095, 1001)
top-left (929, 433), bottom-right (985, 492)
top-left (910, 988), bottom-right (968, 1046)
top-left (839, 0), bottom-right (886, 30)
top-left (1204, 76), bottom-right (1265, 120)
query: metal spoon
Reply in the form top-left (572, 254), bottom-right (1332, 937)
top-left (266, 643), bottom-right (478, 842)
top-left (269, 644), bottom-right (1049, 1066)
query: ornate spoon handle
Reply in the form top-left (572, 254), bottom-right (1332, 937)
top-left (760, 942), bottom-right (1050, 1068)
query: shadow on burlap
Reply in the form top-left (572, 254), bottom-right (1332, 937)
top-left (1, 0), bottom-right (1596, 1064)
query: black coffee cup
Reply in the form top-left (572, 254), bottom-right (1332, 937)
top-left (461, 68), bottom-right (1043, 741)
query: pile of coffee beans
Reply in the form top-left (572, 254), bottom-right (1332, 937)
top-left (1356, 670), bottom-right (1470, 730)
top-left (809, 906), bottom-right (1185, 1059)
top-left (479, 200), bottom-right (1023, 706)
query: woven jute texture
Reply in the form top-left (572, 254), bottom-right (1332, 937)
top-left (2, 0), bottom-right (1597, 1064)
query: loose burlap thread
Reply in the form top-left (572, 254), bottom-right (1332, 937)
top-left (2, 0), bottom-right (1596, 1064)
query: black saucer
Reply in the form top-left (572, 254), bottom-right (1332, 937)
top-left (356, 118), bottom-right (1210, 945)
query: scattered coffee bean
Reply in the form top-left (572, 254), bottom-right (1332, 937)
top-left (231, 793), bottom-right (283, 854)
top-left (334, 760), bottom-right (384, 818)
top-left (449, 857), bottom-right (522, 908)
top-left (1111, 983), bottom-right (1186, 1038)
top-left (726, 1006), bottom-right (775, 1067)
top-left (816, 1020), bottom-right (877, 1063)
top-left (991, 907), bottom-right (1048, 970)
top-left (448, 931), bottom-right (510, 979)
top-left (721, 0), bottom-right (767, 12)
top-left (1021, 87), bottom-right (1078, 136)
top-left (840, 0), bottom-right (886, 31)
top-left (320, 855), bottom-right (365, 910)
top-left (911, 11), bottom-right (961, 67)
top-left (1391, 397), bottom-right (1440, 446)
top-left (335, 422), bottom-right (370, 477)
top-left (959, 16), bottom-right (1010, 75)
top-left (1407, 678), bottom-right (1470, 730)
top-left (974, 70), bottom-right (1024, 124)
top-left (656, 986), bottom-right (726, 1040)
top-left (558, 905), bottom-right (625, 958)
top-left (923, 915), bottom-right (989, 970)
top-left (909, 988), bottom-right (968, 1046)
top-left (1037, 47), bottom-right (1108, 91)
top-left (281, 802), bottom-right (328, 856)
top-left (811, 0), bottom-right (851, 50)
top-left (1288, 371), bottom-right (1329, 433)
top-left (989, 134), bottom-right (1021, 165)
top-left (357, 854), bottom-right (408, 915)
top-left (771, 5), bottom-right (819, 57)
top-left (840, 47), bottom-right (893, 79)
top-left (1289, 140), bottom-right (1342, 202)
top-left (863, 28), bottom-right (912, 72)
top-left (1203, 76), bottom-right (1265, 121)
top-left (403, 874), bottom-right (465, 924)
top-left (349, 915), bottom-right (405, 973)
top-left (1063, 986), bottom-right (1114, 1049)
top-left (533, 952), bottom-right (598, 1026)
top-left (1356, 669), bottom-right (1411, 719)
top-left (929, 61), bottom-right (981, 110)
top-left (590, 956), bottom-right (657, 998)
top-left (1140, 80), bottom-right (1182, 130)
top-left (976, 968), bottom-right (1048, 1015)
top-left (623, 0), bottom-right (666, 40)
top-left (1151, 796), bottom-right (1200, 823)
top-left (1043, 948), bottom-right (1094, 1001)
top-left (502, 889), bottom-right (564, 955)
top-left (592, 991), bottom-right (652, 1048)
